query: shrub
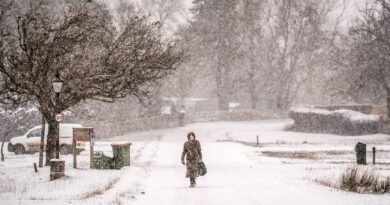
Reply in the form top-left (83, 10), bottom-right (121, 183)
top-left (339, 167), bottom-right (390, 194)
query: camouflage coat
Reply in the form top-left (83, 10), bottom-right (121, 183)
top-left (181, 140), bottom-right (202, 178)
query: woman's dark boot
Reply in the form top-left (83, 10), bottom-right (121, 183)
top-left (190, 177), bottom-right (196, 188)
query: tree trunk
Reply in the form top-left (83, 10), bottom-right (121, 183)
top-left (215, 65), bottom-right (229, 111)
top-left (216, 89), bottom-right (229, 111)
top-left (39, 116), bottom-right (45, 167)
top-left (387, 92), bottom-right (390, 119)
top-left (250, 92), bottom-right (257, 110)
top-left (217, 93), bottom-right (229, 111)
top-left (249, 80), bottom-right (257, 110)
top-left (45, 119), bottom-right (59, 166)
top-left (381, 74), bottom-right (390, 119)
top-left (1, 134), bottom-right (5, 161)
top-left (275, 90), bottom-right (284, 111)
top-left (248, 66), bottom-right (257, 110)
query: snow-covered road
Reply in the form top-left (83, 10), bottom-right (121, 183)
top-left (2, 120), bottom-right (390, 204)
top-left (132, 124), bottom-right (390, 205)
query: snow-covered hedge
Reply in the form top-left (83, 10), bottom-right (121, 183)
top-left (289, 107), bottom-right (380, 135)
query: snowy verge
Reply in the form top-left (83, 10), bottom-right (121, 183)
top-left (0, 140), bottom-right (159, 205)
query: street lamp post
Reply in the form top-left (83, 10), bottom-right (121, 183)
top-left (52, 71), bottom-right (64, 159)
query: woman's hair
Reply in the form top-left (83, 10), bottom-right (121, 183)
top-left (187, 132), bottom-right (196, 140)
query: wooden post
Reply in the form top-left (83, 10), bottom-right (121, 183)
top-left (256, 135), bottom-right (259, 146)
top-left (50, 159), bottom-right (65, 180)
top-left (73, 136), bottom-right (77, 168)
top-left (90, 130), bottom-right (94, 169)
top-left (373, 147), bottom-right (376, 165)
top-left (33, 163), bottom-right (38, 173)
top-left (73, 127), bottom-right (94, 169)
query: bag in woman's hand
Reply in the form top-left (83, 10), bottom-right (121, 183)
top-left (198, 161), bottom-right (207, 176)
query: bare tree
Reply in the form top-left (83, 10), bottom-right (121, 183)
top-left (139, 0), bottom-right (187, 35)
top-left (0, 0), bottom-right (184, 164)
top-left (189, 0), bottom-right (241, 111)
top-left (347, 0), bottom-right (390, 118)
top-left (0, 115), bottom-right (11, 162)
top-left (113, 0), bottom-right (136, 32)
top-left (0, 0), bottom-right (15, 162)
top-left (159, 25), bottom-right (198, 102)
top-left (267, 0), bottom-right (337, 111)
top-left (238, 0), bottom-right (273, 110)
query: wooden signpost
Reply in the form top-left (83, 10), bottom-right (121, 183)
top-left (73, 127), bottom-right (94, 169)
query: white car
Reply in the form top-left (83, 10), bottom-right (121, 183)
top-left (8, 123), bottom-right (85, 155)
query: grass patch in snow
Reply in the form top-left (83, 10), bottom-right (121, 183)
top-left (79, 177), bottom-right (120, 199)
top-left (260, 150), bottom-right (352, 160)
top-left (216, 139), bottom-right (262, 147)
top-left (316, 167), bottom-right (390, 194)
top-left (0, 179), bottom-right (28, 193)
top-left (261, 151), bottom-right (318, 160)
top-left (340, 167), bottom-right (390, 193)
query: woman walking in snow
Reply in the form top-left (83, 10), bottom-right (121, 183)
top-left (181, 132), bottom-right (203, 188)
